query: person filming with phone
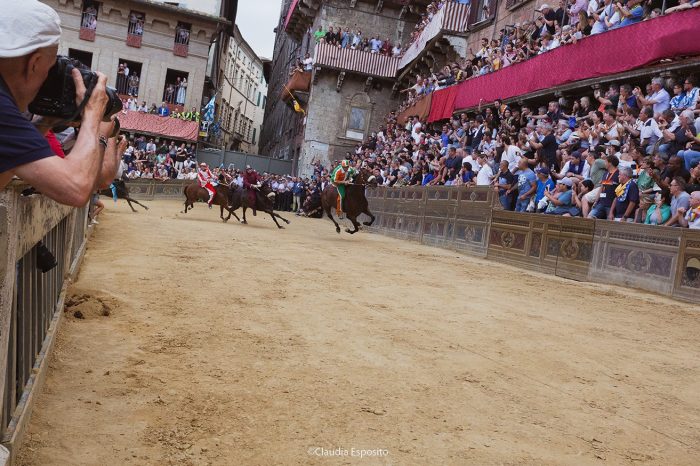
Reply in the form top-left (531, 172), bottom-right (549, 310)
top-left (0, 0), bottom-right (123, 206)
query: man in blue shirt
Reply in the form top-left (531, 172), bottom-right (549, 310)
top-left (534, 167), bottom-right (555, 212)
top-left (158, 101), bottom-right (171, 117)
top-left (614, 0), bottom-right (645, 28)
top-left (514, 158), bottom-right (537, 212)
top-left (0, 0), bottom-right (118, 206)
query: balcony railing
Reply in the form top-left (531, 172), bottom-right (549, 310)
top-left (174, 29), bottom-right (190, 57)
top-left (314, 42), bottom-right (400, 79)
top-left (79, 11), bottom-right (97, 41)
top-left (126, 19), bottom-right (143, 47)
top-left (399, 1), bottom-right (471, 69)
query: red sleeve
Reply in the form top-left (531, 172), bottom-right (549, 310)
top-left (45, 130), bottom-right (65, 158)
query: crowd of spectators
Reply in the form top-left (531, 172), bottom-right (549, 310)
top-left (396, 0), bottom-right (699, 113)
top-left (312, 25), bottom-right (403, 57)
top-left (317, 73), bottom-right (700, 228)
top-left (120, 98), bottom-right (201, 122)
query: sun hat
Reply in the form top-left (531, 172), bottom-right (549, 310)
top-left (0, 0), bottom-right (61, 58)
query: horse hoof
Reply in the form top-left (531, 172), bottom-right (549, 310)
top-left (241, 220), bottom-right (247, 224)
top-left (345, 229), bottom-right (353, 234)
top-left (335, 228), bottom-right (341, 234)
top-left (284, 219), bottom-right (291, 224)
top-left (363, 221), bottom-right (372, 226)
top-left (278, 225), bottom-right (285, 229)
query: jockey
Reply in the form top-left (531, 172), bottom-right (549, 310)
top-left (331, 160), bottom-right (357, 214)
top-left (197, 162), bottom-right (217, 207)
top-left (242, 165), bottom-right (262, 215)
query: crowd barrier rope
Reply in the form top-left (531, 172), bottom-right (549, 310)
top-left (365, 186), bottom-right (700, 303)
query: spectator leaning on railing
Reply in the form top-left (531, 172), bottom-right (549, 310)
top-left (0, 0), bottom-right (120, 206)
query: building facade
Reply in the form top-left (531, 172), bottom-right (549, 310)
top-left (42, 0), bottom-right (227, 113)
top-left (217, 26), bottom-right (268, 154)
top-left (260, 0), bottom-right (427, 175)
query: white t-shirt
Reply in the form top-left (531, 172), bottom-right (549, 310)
top-left (685, 208), bottom-right (700, 229)
top-left (638, 118), bottom-right (662, 143)
top-left (502, 145), bottom-right (522, 173)
top-left (476, 164), bottom-right (494, 186)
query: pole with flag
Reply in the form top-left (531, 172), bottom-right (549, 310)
top-left (283, 85), bottom-right (306, 116)
top-left (202, 93), bottom-right (216, 122)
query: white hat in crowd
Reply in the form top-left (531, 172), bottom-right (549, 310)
top-left (0, 0), bottom-right (61, 58)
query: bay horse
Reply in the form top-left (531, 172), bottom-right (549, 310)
top-left (321, 168), bottom-right (376, 234)
top-left (99, 179), bottom-right (149, 212)
top-left (183, 182), bottom-right (240, 223)
top-left (228, 181), bottom-right (290, 229)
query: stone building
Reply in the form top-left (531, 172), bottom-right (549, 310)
top-left (260, 0), bottom-right (429, 176)
top-left (217, 25), bottom-right (268, 154)
top-left (41, 0), bottom-right (228, 112)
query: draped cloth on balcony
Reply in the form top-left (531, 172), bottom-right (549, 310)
top-left (428, 7), bottom-right (700, 122)
top-left (119, 110), bottom-right (199, 141)
top-left (398, 93), bottom-right (432, 125)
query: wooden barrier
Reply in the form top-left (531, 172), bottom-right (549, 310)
top-left (0, 183), bottom-right (91, 462)
top-left (367, 186), bottom-right (700, 303)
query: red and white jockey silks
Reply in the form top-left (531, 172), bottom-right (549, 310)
top-left (197, 168), bottom-right (216, 205)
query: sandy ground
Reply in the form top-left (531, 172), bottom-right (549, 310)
top-left (14, 199), bottom-right (700, 466)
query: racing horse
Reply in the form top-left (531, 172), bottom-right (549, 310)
top-left (99, 179), bottom-right (149, 212)
top-left (321, 168), bottom-right (376, 234)
top-left (228, 181), bottom-right (290, 229)
top-left (183, 182), bottom-right (240, 223)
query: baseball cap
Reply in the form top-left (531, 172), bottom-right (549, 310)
top-left (605, 140), bottom-right (621, 147)
top-left (557, 178), bottom-right (573, 187)
top-left (536, 3), bottom-right (552, 11)
top-left (571, 150), bottom-right (582, 159)
top-left (0, 0), bottom-right (61, 58)
top-left (536, 167), bottom-right (550, 175)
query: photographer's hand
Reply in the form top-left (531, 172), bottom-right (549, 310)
top-left (74, 69), bottom-right (108, 120)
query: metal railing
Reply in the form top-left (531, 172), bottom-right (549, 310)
top-left (0, 184), bottom-right (91, 453)
top-left (366, 186), bottom-right (700, 303)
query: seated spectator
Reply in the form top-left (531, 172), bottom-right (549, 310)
top-left (677, 190), bottom-right (700, 229)
top-left (571, 179), bottom-right (596, 216)
top-left (665, 176), bottom-right (691, 226)
top-left (644, 189), bottom-right (672, 225)
top-left (544, 178), bottom-right (575, 215)
top-left (535, 167), bottom-right (556, 212)
top-left (609, 166), bottom-right (639, 221)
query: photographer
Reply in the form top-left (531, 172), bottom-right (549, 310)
top-left (0, 0), bottom-right (120, 206)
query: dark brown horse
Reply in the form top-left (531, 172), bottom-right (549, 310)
top-left (321, 168), bottom-right (376, 234)
top-left (183, 182), bottom-right (240, 223)
top-left (99, 179), bottom-right (149, 212)
top-left (228, 181), bottom-right (290, 229)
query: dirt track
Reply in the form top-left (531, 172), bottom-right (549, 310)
top-left (16, 199), bottom-right (700, 466)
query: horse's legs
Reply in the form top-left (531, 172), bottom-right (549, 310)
top-left (241, 206), bottom-right (248, 224)
top-left (345, 215), bottom-right (361, 234)
top-left (126, 196), bottom-right (148, 211)
top-left (270, 212), bottom-right (291, 224)
top-left (228, 208), bottom-right (240, 222)
top-left (220, 205), bottom-right (228, 222)
top-left (184, 200), bottom-right (190, 213)
top-left (125, 199), bottom-right (137, 213)
top-left (325, 206), bottom-right (341, 234)
top-left (362, 208), bottom-right (376, 226)
top-left (266, 209), bottom-right (285, 229)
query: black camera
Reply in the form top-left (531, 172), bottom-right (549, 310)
top-left (29, 56), bottom-right (122, 122)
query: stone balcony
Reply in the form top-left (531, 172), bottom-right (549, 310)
top-left (398, 1), bottom-right (473, 77)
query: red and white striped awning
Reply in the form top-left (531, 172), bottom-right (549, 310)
top-left (314, 42), bottom-right (400, 79)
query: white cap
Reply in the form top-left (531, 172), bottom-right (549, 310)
top-left (0, 0), bottom-right (61, 58)
top-left (536, 3), bottom-right (552, 11)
